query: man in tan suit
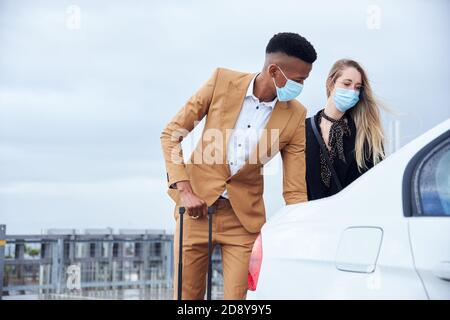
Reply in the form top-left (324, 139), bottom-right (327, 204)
top-left (160, 32), bottom-right (317, 300)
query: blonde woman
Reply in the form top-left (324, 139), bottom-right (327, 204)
top-left (305, 59), bottom-right (385, 200)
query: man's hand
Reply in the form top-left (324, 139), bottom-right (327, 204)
top-left (176, 180), bottom-right (208, 218)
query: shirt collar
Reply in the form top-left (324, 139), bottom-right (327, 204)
top-left (246, 73), bottom-right (278, 109)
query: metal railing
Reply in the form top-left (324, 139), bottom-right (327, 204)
top-left (0, 225), bottom-right (5, 299)
top-left (0, 225), bottom-right (224, 300)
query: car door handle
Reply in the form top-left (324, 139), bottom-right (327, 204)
top-left (433, 261), bottom-right (450, 281)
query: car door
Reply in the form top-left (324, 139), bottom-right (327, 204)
top-left (403, 129), bottom-right (450, 299)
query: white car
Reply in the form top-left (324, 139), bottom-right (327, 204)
top-left (247, 119), bottom-right (450, 300)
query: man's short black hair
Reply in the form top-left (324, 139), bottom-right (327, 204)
top-left (266, 32), bottom-right (317, 64)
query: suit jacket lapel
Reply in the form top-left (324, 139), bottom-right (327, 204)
top-left (220, 72), bottom-right (256, 129)
top-left (219, 72), bottom-right (256, 166)
top-left (219, 72), bottom-right (294, 173)
top-left (245, 100), bottom-right (293, 167)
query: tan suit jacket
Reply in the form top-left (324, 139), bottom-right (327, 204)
top-left (160, 67), bottom-right (307, 233)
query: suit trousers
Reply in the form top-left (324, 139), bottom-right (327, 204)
top-left (172, 198), bottom-right (259, 300)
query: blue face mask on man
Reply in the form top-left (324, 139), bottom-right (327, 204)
top-left (333, 87), bottom-right (360, 112)
top-left (272, 66), bottom-right (303, 101)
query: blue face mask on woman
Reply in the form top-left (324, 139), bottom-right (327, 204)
top-left (272, 66), bottom-right (303, 101)
top-left (333, 87), bottom-right (360, 112)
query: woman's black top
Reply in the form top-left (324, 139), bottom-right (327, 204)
top-left (305, 109), bottom-right (375, 201)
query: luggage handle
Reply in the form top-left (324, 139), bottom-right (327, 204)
top-left (177, 205), bottom-right (216, 300)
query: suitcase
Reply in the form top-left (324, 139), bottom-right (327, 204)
top-left (177, 206), bottom-right (215, 300)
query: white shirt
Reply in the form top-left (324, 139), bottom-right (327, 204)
top-left (221, 73), bottom-right (278, 199)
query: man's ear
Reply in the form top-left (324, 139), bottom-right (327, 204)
top-left (267, 64), bottom-right (278, 78)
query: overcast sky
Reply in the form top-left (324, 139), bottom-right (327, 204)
top-left (0, 0), bottom-right (449, 234)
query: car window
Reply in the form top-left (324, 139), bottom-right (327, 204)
top-left (418, 142), bottom-right (450, 216)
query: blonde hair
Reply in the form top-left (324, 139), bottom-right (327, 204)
top-left (326, 59), bottom-right (385, 171)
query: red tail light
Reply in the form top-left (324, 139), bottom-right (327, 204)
top-left (248, 233), bottom-right (263, 291)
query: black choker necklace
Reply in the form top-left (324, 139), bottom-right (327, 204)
top-left (321, 110), bottom-right (344, 123)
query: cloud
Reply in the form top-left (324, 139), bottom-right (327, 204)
top-left (0, 0), bottom-right (449, 233)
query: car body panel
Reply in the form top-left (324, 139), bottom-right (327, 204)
top-left (247, 119), bottom-right (450, 300)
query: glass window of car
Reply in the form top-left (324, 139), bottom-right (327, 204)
top-left (417, 142), bottom-right (450, 216)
